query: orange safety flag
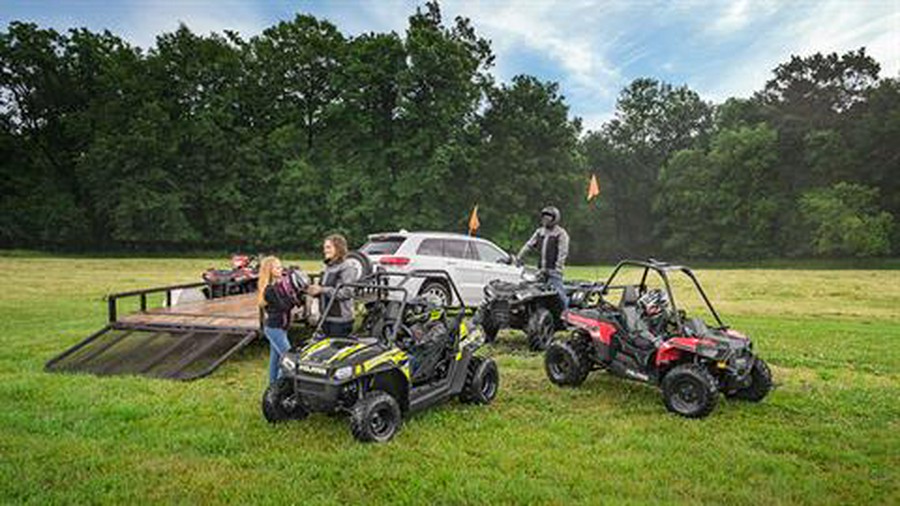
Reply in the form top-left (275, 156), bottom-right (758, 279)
top-left (468, 205), bottom-right (480, 235)
top-left (587, 173), bottom-right (601, 202)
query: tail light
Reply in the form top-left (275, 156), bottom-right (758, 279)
top-left (379, 256), bottom-right (411, 266)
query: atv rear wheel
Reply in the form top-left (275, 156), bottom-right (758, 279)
top-left (728, 358), bottom-right (773, 402)
top-left (544, 334), bottom-right (590, 387)
top-left (460, 356), bottom-right (500, 404)
top-left (661, 364), bottom-right (719, 418)
top-left (262, 378), bottom-right (308, 424)
top-left (526, 306), bottom-right (555, 351)
top-left (349, 391), bottom-right (402, 443)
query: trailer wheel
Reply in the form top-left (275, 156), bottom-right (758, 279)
top-left (262, 378), bottom-right (308, 423)
top-left (526, 306), bottom-right (555, 351)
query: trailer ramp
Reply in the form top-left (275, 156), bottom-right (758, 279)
top-left (46, 284), bottom-right (261, 381)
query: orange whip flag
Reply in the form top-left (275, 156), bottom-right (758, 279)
top-left (587, 173), bottom-right (600, 202)
top-left (468, 205), bottom-right (480, 235)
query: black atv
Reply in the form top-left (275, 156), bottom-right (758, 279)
top-left (478, 270), bottom-right (604, 351)
top-left (545, 259), bottom-right (773, 418)
top-left (262, 270), bottom-right (499, 443)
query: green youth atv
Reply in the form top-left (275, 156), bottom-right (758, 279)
top-left (261, 270), bottom-right (499, 443)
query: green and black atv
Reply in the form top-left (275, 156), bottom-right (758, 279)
top-left (261, 270), bottom-right (499, 443)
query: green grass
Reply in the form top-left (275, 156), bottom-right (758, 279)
top-left (1, 256), bottom-right (898, 505)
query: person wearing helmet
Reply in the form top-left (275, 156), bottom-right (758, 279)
top-left (516, 206), bottom-right (570, 308)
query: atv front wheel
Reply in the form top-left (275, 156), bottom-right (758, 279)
top-left (661, 364), bottom-right (719, 418)
top-left (728, 358), bottom-right (773, 402)
top-left (480, 310), bottom-right (500, 343)
top-left (460, 357), bottom-right (500, 404)
top-left (526, 306), bottom-right (555, 351)
top-left (349, 391), bottom-right (402, 443)
top-left (262, 378), bottom-right (308, 423)
top-left (544, 335), bottom-right (590, 387)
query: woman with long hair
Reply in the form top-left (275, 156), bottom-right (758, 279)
top-left (258, 256), bottom-right (292, 384)
top-left (306, 234), bottom-right (358, 338)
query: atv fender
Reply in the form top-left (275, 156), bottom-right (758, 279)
top-left (655, 337), bottom-right (704, 367)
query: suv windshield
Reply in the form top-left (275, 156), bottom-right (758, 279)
top-left (361, 237), bottom-right (405, 255)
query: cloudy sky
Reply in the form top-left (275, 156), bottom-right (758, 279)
top-left (3, 0), bottom-right (899, 131)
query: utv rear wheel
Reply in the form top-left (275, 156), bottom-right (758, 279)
top-left (460, 357), bottom-right (500, 404)
top-left (729, 358), bottom-right (773, 402)
top-left (661, 364), bottom-right (718, 419)
top-left (526, 307), bottom-right (555, 351)
top-left (349, 391), bottom-right (402, 443)
top-left (262, 378), bottom-right (308, 424)
top-left (545, 335), bottom-right (590, 387)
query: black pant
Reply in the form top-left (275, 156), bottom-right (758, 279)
top-left (322, 320), bottom-right (353, 338)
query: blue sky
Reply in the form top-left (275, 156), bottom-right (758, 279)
top-left (3, 0), bottom-right (898, 131)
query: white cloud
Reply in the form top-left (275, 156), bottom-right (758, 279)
top-left (120, 1), bottom-right (269, 49)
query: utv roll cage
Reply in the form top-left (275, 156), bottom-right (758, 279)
top-left (315, 269), bottom-right (467, 344)
top-left (601, 259), bottom-right (726, 330)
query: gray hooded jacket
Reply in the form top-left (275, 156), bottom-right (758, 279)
top-left (319, 258), bottom-right (359, 323)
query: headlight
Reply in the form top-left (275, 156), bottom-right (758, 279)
top-left (333, 366), bottom-right (354, 380)
top-left (280, 355), bottom-right (296, 371)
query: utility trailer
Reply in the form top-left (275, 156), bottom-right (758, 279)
top-left (45, 280), bottom-right (268, 381)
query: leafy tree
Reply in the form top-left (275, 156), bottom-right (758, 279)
top-left (799, 183), bottom-right (893, 256)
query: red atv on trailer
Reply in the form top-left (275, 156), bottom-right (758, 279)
top-left (545, 259), bottom-right (772, 418)
top-left (202, 254), bottom-right (259, 298)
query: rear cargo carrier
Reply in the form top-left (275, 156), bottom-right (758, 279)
top-left (46, 282), bottom-right (262, 381)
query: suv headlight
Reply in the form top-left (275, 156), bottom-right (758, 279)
top-left (333, 366), bottom-right (354, 380)
top-left (280, 355), bottom-right (296, 371)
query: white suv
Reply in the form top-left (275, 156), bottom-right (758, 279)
top-left (360, 231), bottom-right (524, 306)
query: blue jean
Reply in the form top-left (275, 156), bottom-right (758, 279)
top-left (545, 271), bottom-right (568, 310)
top-left (264, 326), bottom-right (291, 385)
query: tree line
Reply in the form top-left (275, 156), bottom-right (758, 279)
top-left (2, 1), bottom-right (897, 261)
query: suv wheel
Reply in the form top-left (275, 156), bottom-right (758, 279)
top-left (420, 280), bottom-right (451, 306)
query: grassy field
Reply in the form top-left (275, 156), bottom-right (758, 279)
top-left (1, 255), bottom-right (898, 505)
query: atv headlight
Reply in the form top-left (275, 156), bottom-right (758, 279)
top-left (280, 355), bottom-right (296, 371)
top-left (333, 366), bottom-right (354, 381)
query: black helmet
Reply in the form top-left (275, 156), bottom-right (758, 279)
top-left (540, 206), bottom-right (561, 226)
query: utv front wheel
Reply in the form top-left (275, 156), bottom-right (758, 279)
top-left (729, 358), bottom-right (773, 402)
top-left (545, 336), bottom-right (590, 387)
top-left (661, 364), bottom-right (718, 419)
top-left (526, 307), bottom-right (555, 351)
top-left (460, 357), bottom-right (500, 404)
top-left (262, 378), bottom-right (308, 424)
top-left (349, 391), bottom-right (402, 443)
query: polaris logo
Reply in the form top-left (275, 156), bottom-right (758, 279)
top-left (298, 364), bottom-right (327, 375)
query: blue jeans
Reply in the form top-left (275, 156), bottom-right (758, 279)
top-left (545, 271), bottom-right (568, 310)
top-left (264, 326), bottom-right (291, 385)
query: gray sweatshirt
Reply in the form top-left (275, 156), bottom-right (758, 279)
top-left (319, 258), bottom-right (359, 323)
top-left (517, 225), bottom-right (570, 275)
